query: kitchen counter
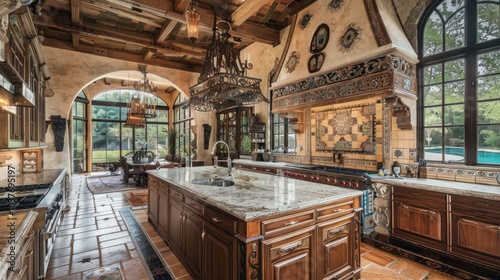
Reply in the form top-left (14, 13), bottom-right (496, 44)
top-left (0, 210), bottom-right (38, 277)
top-left (0, 169), bottom-right (67, 187)
top-left (147, 166), bottom-right (363, 221)
top-left (233, 159), bottom-right (500, 200)
top-left (369, 175), bottom-right (500, 200)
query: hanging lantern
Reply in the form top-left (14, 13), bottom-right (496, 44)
top-left (186, 0), bottom-right (200, 43)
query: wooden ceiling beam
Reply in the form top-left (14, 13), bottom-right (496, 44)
top-left (231, 0), bottom-right (269, 27)
top-left (42, 37), bottom-right (202, 72)
top-left (156, 20), bottom-right (177, 43)
top-left (70, 0), bottom-right (80, 24)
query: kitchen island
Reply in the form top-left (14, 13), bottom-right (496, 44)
top-left (147, 166), bottom-right (363, 280)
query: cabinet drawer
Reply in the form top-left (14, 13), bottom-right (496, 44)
top-left (170, 188), bottom-right (183, 201)
top-left (451, 195), bottom-right (500, 214)
top-left (148, 176), bottom-right (158, 186)
top-left (204, 206), bottom-right (237, 234)
top-left (185, 196), bottom-right (203, 214)
top-left (262, 210), bottom-right (315, 237)
top-left (393, 187), bottom-right (446, 207)
top-left (316, 200), bottom-right (354, 221)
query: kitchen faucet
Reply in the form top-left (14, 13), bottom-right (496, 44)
top-left (211, 141), bottom-right (232, 177)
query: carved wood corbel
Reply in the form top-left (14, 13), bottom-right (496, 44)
top-left (385, 96), bottom-right (412, 130)
top-left (50, 115), bottom-right (67, 152)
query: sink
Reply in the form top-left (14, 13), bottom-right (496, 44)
top-left (191, 178), bottom-right (235, 187)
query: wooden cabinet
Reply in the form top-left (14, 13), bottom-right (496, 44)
top-left (148, 176), bottom-right (159, 224)
top-left (251, 122), bottom-right (266, 151)
top-left (392, 187), bottom-right (447, 251)
top-left (450, 195), bottom-right (500, 269)
top-left (262, 226), bottom-right (316, 280)
top-left (317, 212), bottom-right (360, 280)
top-left (202, 221), bottom-right (238, 280)
top-left (1, 211), bottom-right (37, 280)
top-left (157, 184), bottom-right (169, 238)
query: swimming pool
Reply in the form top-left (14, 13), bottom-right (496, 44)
top-left (425, 147), bottom-right (500, 164)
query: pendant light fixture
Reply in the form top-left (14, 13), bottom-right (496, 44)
top-left (186, 0), bottom-right (201, 43)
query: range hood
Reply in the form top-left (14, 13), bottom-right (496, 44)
top-left (0, 73), bottom-right (16, 114)
top-left (0, 73), bottom-right (35, 113)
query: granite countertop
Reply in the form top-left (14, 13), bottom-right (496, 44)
top-left (369, 175), bottom-right (500, 200)
top-left (233, 159), bottom-right (500, 200)
top-left (148, 166), bottom-right (363, 221)
top-left (0, 210), bottom-right (38, 276)
top-left (0, 168), bottom-right (66, 187)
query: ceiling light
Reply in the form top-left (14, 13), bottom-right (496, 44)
top-left (186, 0), bottom-right (201, 43)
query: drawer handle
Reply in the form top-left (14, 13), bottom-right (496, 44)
top-left (24, 250), bottom-right (33, 258)
top-left (328, 226), bottom-right (345, 237)
top-left (252, 167), bottom-right (257, 170)
top-left (212, 217), bottom-right (221, 223)
top-left (419, 209), bottom-right (436, 215)
top-left (462, 219), bottom-right (477, 225)
top-left (284, 220), bottom-right (298, 226)
top-left (473, 202), bottom-right (489, 207)
top-left (332, 208), bottom-right (343, 213)
top-left (410, 192), bottom-right (422, 196)
top-left (279, 241), bottom-right (303, 255)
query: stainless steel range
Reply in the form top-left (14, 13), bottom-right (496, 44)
top-left (279, 165), bottom-right (376, 235)
top-left (0, 169), bottom-right (67, 279)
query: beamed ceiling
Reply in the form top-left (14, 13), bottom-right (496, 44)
top-left (32, 0), bottom-right (315, 74)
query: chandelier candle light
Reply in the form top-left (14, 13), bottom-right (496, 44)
top-left (187, 7), bottom-right (269, 111)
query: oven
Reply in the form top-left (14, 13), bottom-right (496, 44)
top-left (279, 165), bottom-right (376, 235)
top-left (35, 174), bottom-right (67, 279)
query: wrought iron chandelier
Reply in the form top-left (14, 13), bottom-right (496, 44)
top-left (187, 11), bottom-right (269, 111)
top-left (125, 69), bottom-right (158, 127)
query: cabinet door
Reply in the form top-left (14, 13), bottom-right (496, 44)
top-left (148, 185), bottom-right (159, 224)
top-left (184, 208), bottom-right (203, 279)
top-left (203, 222), bottom-right (237, 280)
top-left (451, 213), bottom-right (500, 268)
top-left (168, 197), bottom-right (184, 255)
top-left (262, 227), bottom-right (315, 280)
top-left (157, 189), bottom-right (169, 239)
top-left (317, 214), bottom-right (356, 280)
top-left (393, 200), bottom-right (446, 250)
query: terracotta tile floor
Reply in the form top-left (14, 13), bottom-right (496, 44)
top-left (45, 174), bottom-right (459, 280)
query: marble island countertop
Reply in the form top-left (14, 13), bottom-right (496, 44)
top-left (147, 166), bottom-right (363, 221)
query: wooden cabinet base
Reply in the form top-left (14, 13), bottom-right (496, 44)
top-left (148, 174), bottom-right (362, 280)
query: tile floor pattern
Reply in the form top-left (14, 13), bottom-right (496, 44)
top-left (45, 174), bottom-right (461, 280)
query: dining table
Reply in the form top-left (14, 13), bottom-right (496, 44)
top-left (126, 159), bottom-right (176, 186)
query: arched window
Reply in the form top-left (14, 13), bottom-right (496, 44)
top-left (91, 89), bottom-right (169, 166)
top-left (173, 93), bottom-right (192, 158)
top-left (419, 0), bottom-right (500, 165)
top-left (72, 91), bottom-right (88, 173)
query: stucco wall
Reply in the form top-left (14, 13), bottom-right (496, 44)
top-left (42, 46), bottom-right (199, 170)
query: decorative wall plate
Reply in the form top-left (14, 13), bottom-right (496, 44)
top-left (308, 53), bottom-right (325, 73)
top-left (339, 23), bottom-right (362, 52)
top-left (310, 24), bottom-right (330, 53)
top-left (285, 51), bottom-right (301, 73)
top-left (299, 12), bottom-right (313, 29)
